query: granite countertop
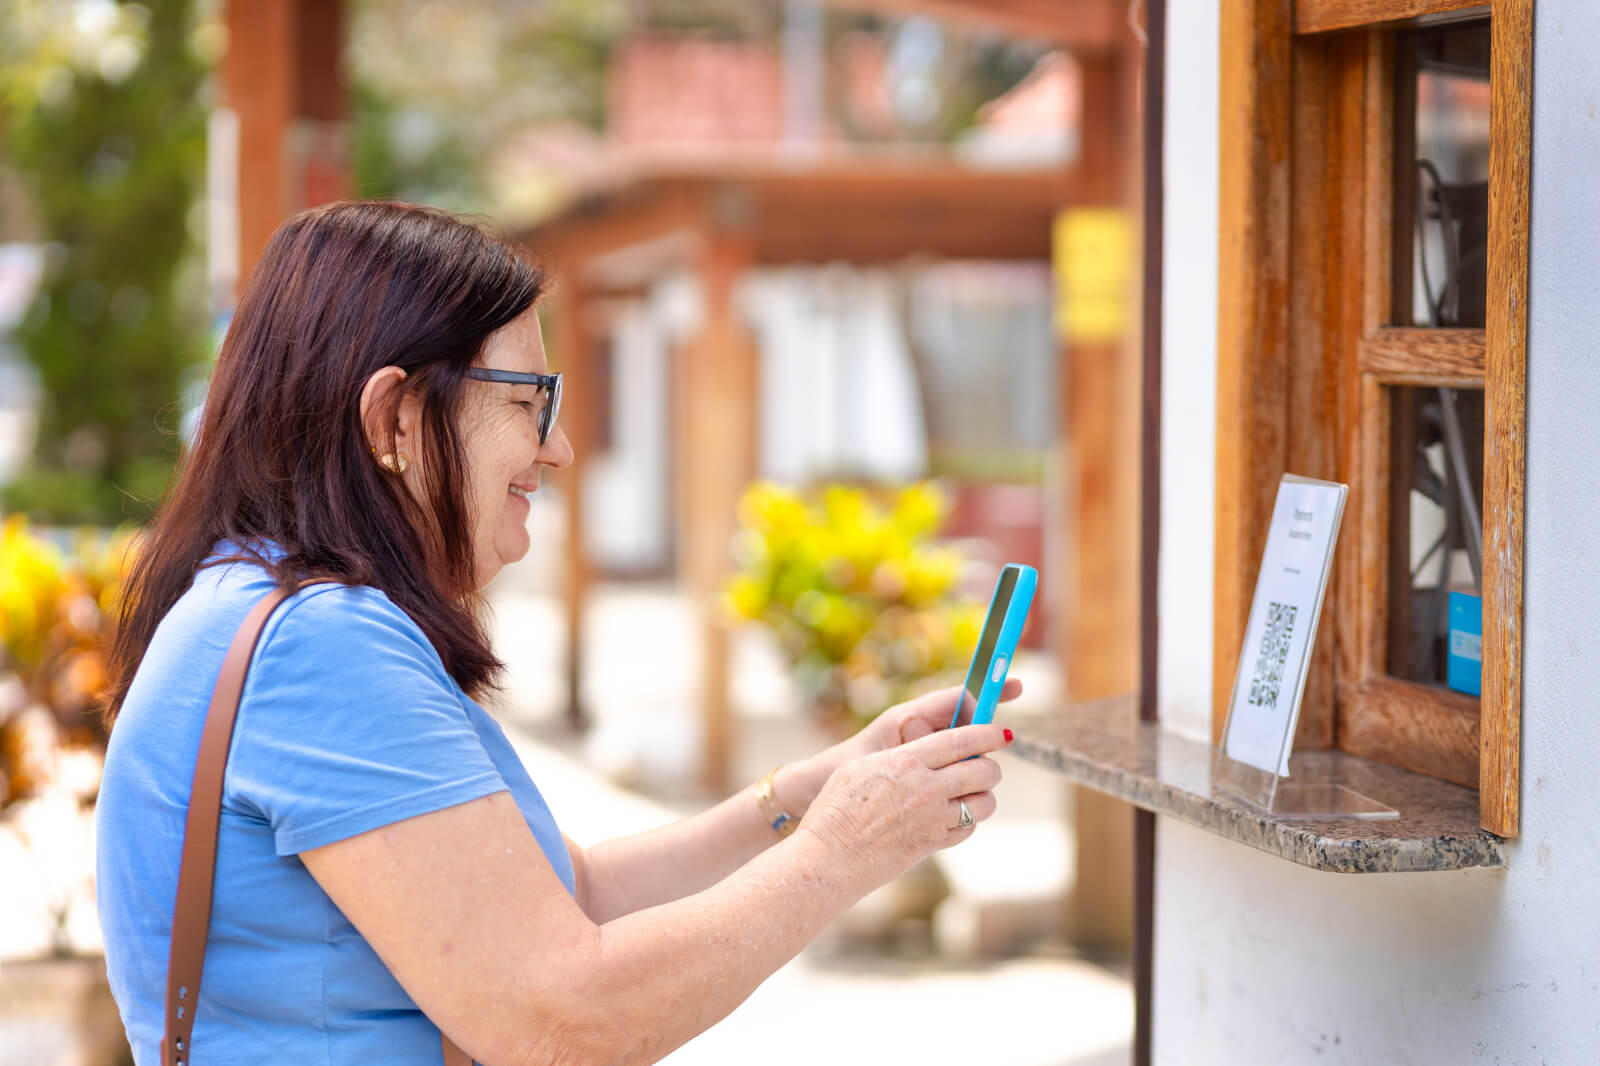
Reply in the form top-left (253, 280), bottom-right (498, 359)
top-left (1007, 697), bottom-right (1506, 874)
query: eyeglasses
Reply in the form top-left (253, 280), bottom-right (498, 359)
top-left (464, 368), bottom-right (563, 446)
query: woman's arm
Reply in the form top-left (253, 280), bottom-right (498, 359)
top-left (571, 680), bottom-right (1022, 922)
top-left (302, 722), bottom-right (1009, 1066)
top-left (566, 756), bottom-right (830, 922)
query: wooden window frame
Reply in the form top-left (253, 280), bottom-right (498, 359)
top-left (1214, 0), bottom-right (1530, 836)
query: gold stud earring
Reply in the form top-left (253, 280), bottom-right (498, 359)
top-left (379, 452), bottom-right (409, 474)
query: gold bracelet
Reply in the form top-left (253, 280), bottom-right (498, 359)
top-left (756, 766), bottom-right (799, 837)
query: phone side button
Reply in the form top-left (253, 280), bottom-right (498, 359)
top-left (991, 656), bottom-right (1008, 683)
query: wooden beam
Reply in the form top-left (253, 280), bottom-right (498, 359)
top-left (1294, 0), bottom-right (1488, 36)
top-left (1060, 44), bottom-right (1140, 954)
top-left (524, 167), bottom-right (1071, 272)
top-left (223, 0), bottom-right (347, 296)
top-left (1212, 0), bottom-right (1294, 737)
top-left (1339, 677), bottom-right (1480, 787)
top-left (752, 217), bottom-right (1052, 264)
top-left (743, 165), bottom-right (1074, 205)
top-left (836, 0), bottom-right (1124, 50)
top-left (528, 183), bottom-right (708, 276)
top-left (1480, 0), bottom-right (1533, 838)
top-left (1352, 32), bottom-right (1394, 690)
top-left (1355, 376), bottom-right (1392, 682)
top-left (1286, 35), bottom-right (1339, 750)
top-left (678, 238), bottom-right (757, 791)
top-left (551, 281), bottom-right (595, 731)
top-left (748, 168), bottom-right (1067, 262)
top-left (1330, 31), bottom-right (1372, 747)
top-left (1357, 328), bottom-right (1487, 384)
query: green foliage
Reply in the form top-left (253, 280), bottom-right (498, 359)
top-left (352, 82), bottom-right (485, 211)
top-left (1, 0), bottom-right (210, 524)
top-left (346, 0), bottom-right (627, 221)
top-left (726, 480), bottom-right (983, 729)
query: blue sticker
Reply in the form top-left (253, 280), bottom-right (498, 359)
top-left (1447, 591), bottom-right (1482, 697)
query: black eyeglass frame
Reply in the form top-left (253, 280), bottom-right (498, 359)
top-left (464, 368), bottom-right (563, 445)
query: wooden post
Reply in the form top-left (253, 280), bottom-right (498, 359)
top-left (551, 279), bottom-right (594, 730)
top-left (678, 237), bottom-right (757, 792)
top-left (1212, 0), bottom-right (1293, 735)
top-left (1058, 43), bottom-right (1141, 952)
top-left (222, 0), bottom-right (347, 296)
top-left (1136, 3), bottom-right (1166, 1062)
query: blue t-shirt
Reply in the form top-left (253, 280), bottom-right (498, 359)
top-left (97, 552), bottom-right (574, 1065)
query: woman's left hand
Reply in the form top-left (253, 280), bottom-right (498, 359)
top-left (847, 677), bottom-right (1024, 759)
top-left (776, 679), bottom-right (1024, 818)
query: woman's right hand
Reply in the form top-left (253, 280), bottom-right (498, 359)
top-left (796, 723), bottom-right (1011, 891)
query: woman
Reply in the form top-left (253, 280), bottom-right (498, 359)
top-left (97, 201), bottom-right (1015, 1066)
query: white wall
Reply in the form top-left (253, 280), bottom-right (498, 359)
top-left (579, 268), bottom-right (930, 572)
top-left (1151, 2), bottom-right (1600, 1061)
top-left (1156, 0), bottom-right (1220, 741)
top-left (744, 266), bottom-right (926, 485)
top-left (583, 304), bottom-right (672, 572)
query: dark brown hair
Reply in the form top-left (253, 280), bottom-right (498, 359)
top-left (104, 201), bottom-right (546, 723)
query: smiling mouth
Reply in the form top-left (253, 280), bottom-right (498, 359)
top-left (509, 484), bottom-right (536, 499)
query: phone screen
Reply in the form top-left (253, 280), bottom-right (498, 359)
top-left (951, 567), bottom-right (1020, 728)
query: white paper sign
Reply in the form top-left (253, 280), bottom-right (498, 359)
top-left (1222, 475), bottom-right (1348, 776)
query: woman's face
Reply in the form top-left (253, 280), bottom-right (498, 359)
top-left (457, 309), bottom-right (573, 588)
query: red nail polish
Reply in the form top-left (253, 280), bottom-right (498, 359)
top-left (1003, 728), bottom-right (1014, 743)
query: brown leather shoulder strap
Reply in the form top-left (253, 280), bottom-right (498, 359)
top-left (162, 584), bottom-right (294, 1066)
top-left (162, 583), bottom-right (473, 1066)
top-left (442, 1032), bottom-right (472, 1065)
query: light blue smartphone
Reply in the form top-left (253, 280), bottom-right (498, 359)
top-left (948, 563), bottom-right (1037, 729)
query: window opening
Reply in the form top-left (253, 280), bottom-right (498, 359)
top-left (1393, 21), bottom-right (1491, 329)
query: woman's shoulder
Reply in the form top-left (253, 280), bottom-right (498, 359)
top-left (165, 551), bottom-right (447, 683)
top-left (273, 578), bottom-right (416, 628)
top-left (254, 579), bottom-right (453, 688)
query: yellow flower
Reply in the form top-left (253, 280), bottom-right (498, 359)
top-left (902, 549), bottom-right (960, 607)
top-left (738, 482), bottom-right (808, 538)
top-left (821, 485), bottom-right (868, 529)
top-left (723, 575), bottom-right (769, 621)
top-left (950, 603), bottom-right (984, 653)
top-left (724, 478), bottom-right (983, 722)
top-left (892, 481), bottom-right (946, 539)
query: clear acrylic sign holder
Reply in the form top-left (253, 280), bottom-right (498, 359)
top-left (1212, 750), bottom-right (1398, 821)
top-left (1212, 476), bottom-right (1398, 822)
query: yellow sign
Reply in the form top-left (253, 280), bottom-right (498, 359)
top-left (1053, 209), bottom-right (1134, 343)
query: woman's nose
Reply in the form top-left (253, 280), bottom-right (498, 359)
top-left (541, 424), bottom-right (575, 469)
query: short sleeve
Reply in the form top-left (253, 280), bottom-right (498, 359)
top-left (224, 584), bottom-right (507, 856)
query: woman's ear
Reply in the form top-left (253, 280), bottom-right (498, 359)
top-left (358, 366), bottom-right (418, 463)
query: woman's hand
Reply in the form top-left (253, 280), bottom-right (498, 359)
top-left (771, 679), bottom-right (1024, 818)
top-left (851, 678), bottom-right (1024, 756)
top-left (797, 723), bottom-right (1012, 890)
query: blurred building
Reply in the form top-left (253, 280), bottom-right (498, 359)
top-left (192, 0), bottom-right (1144, 1013)
top-left (509, 36), bottom-right (1069, 582)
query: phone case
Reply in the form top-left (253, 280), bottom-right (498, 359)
top-left (950, 564), bottom-right (1037, 728)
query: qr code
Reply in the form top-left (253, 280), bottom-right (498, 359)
top-left (1247, 602), bottom-right (1298, 709)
